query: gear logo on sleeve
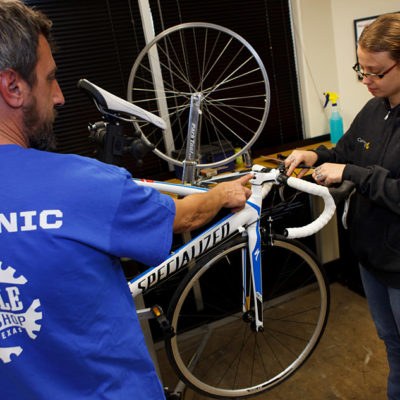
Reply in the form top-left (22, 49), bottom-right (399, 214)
top-left (0, 262), bottom-right (42, 363)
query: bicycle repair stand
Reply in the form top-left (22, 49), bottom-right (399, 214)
top-left (88, 116), bottom-right (154, 167)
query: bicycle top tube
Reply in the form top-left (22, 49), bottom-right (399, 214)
top-left (133, 178), bottom-right (209, 197)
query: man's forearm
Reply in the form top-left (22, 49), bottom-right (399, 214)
top-left (172, 190), bottom-right (224, 233)
top-left (172, 174), bottom-right (253, 233)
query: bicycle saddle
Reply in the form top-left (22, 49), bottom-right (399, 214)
top-left (77, 78), bottom-right (167, 130)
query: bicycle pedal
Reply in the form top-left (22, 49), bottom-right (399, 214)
top-left (151, 305), bottom-right (175, 338)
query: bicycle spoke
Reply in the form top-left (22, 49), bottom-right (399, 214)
top-left (206, 102), bottom-right (266, 111)
top-left (205, 96), bottom-right (264, 125)
top-left (200, 28), bottom-right (209, 91)
top-left (203, 57), bottom-right (258, 100)
top-left (203, 103), bottom-right (254, 140)
top-left (207, 78), bottom-right (267, 93)
top-left (200, 36), bottom-right (234, 87)
top-left (202, 106), bottom-right (247, 148)
top-left (134, 61), bottom-right (187, 95)
top-left (162, 37), bottom-right (192, 95)
top-left (219, 325), bottom-right (251, 389)
top-left (153, 45), bottom-right (198, 93)
top-left (255, 337), bottom-right (271, 385)
top-left (204, 66), bottom-right (263, 94)
top-left (206, 93), bottom-right (267, 102)
top-left (208, 44), bottom-right (246, 91)
top-left (192, 27), bottom-right (203, 91)
top-left (259, 329), bottom-right (286, 371)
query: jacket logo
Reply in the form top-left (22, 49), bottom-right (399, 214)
top-left (357, 137), bottom-right (370, 149)
top-left (0, 262), bottom-right (42, 363)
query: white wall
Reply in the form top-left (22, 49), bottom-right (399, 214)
top-left (291, 0), bottom-right (400, 138)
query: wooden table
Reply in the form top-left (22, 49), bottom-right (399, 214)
top-left (252, 140), bottom-right (332, 172)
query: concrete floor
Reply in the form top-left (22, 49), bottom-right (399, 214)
top-left (157, 283), bottom-right (389, 400)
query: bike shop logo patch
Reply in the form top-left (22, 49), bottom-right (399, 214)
top-left (357, 137), bottom-right (370, 150)
top-left (0, 262), bottom-right (42, 363)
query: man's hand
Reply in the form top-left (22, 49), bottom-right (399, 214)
top-left (173, 174), bottom-right (253, 233)
top-left (312, 163), bottom-right (345, 186)
top-left (284, 150), bottom-right (318, 177)
top-left (211, 173), bottom-right (253, 212)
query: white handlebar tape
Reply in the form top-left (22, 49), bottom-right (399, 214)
top-left (284, 177), bottom-right (336, 239)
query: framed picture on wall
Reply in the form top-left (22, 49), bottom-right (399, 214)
top-left (353, 15), bottom-right (378, 48)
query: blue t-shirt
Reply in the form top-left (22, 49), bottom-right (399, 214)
top-left (0, 145), bottom-right (174, 399)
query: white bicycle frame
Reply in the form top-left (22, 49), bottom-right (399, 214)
top-left (129, 165), bottom-right (335, 331)
top-left (77, 78), bottom-right (336, 332)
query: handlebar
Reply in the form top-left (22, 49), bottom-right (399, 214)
top-left (77, 79), bottom-right (167, 130)
top-left (248, 165), bottom-right (355, 239)
top-left (282, 178), bottom-right (355, 239)
top-left (283, 177), bottom-right (335, 238)
top-left (198, 166), bottom-right (354, 240)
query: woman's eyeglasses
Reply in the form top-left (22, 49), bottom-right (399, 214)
top-left (353, 62), bottom-right (399, 80)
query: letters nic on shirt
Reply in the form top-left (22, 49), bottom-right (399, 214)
top-left (0, 210), bottom-right (63, 233)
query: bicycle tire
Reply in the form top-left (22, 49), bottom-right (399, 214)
top-left (127, 22), bottom-right (270, 169)
top-left (165, 235), bottom-right (330, 399)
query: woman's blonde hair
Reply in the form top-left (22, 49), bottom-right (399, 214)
top-left (359, 13), bottom-right (400, 61)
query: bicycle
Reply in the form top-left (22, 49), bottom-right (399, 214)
top-left (78, 79), bottom-right (353, 399)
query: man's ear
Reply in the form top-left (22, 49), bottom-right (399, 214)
top-left (0, 69), bottom-right (27, 108)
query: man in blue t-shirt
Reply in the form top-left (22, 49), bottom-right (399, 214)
top-left (0, 2), bottom-right (252, 399)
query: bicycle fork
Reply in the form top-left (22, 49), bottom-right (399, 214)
top-left (242, 184), bottom-right (264, 332)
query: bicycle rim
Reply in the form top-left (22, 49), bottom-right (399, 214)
top-left (165, 236), bottom-right (329, 398)
top-left (127, 22), bottom-right (270, 168)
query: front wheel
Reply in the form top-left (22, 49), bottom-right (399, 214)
top-left (165, 235), bottom-right (330, 399)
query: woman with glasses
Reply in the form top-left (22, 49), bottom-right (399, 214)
top-left (285, 13), bottom-right (400, 400)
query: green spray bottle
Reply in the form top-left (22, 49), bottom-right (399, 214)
top-left (324, 92), bottom-right (343, 144)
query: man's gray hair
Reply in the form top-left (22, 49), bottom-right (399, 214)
top-left (0, 0), bottom-right (52, 86)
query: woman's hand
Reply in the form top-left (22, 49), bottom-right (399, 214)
top-left (284, 150), bottom-right (318, 178)
top-left (312, 163), bottom-right (345, 186)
